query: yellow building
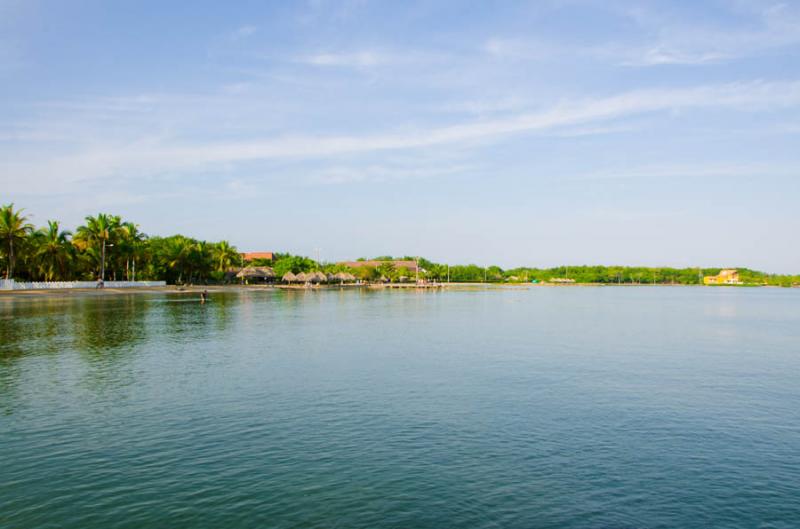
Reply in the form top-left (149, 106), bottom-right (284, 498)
top-left (704, 269), bottom-right (742, 285)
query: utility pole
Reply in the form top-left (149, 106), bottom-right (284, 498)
top-left (447, 264), bottom-right (450, 283)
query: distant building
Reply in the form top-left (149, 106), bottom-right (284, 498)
top-left (241, 252), bottom-right (274, 262)
top-left (339, 260), bottom-right (418, 272)
top-left (704, 269), bottom-right (742, 285)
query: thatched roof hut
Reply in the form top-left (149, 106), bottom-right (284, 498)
top-left (236, 266), bottom-right (274, 279)
top-left (295, 272), bottom-right (308, 282)
top-left (282, 271), bottom-right (297, 283)
top-left (304, 271), bottom-right (325, 283)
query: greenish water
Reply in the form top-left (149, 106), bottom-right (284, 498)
top-left (1, 287), bottom-right (799, 528)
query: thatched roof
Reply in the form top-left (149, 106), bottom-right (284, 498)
top-left (305, 271), bottom-right (326, 283)
top-left (295, 272), bottom-right (308, 282)
top-left (236, 266), bottom-right (274, 279)
top-left (282, 271), bottom-right (297, 282)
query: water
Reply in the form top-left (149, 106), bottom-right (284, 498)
top-left (1, 286), bottom-right (799, 529)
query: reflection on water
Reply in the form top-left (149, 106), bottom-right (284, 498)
top-left (0, 292), bottom-right (240, 403)
top-left (1, 287), bottom-right (799, 529)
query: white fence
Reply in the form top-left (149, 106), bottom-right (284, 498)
top-left (0, 279), bottom-right (166, 291)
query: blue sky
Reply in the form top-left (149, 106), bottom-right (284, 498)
top-left (1, 0), bottom-right (799, 272)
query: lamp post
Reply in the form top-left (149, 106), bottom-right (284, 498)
top-left (101, 241), bottom-right (114, 281)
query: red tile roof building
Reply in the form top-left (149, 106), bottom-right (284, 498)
top-left (241, 252), bottom-right (275, 261)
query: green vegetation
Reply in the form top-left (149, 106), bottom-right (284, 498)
top-left (498, 265), bottom-right (799, 287)
top-left (1, 204), bottom-right (798, 286)
top-left (0, 204), bottom-right (241, 283)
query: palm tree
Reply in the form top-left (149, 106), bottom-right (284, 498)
top-left (161, 236), bottom-right (194, 284)
top-left (189, 241), bottom-right (213, 283)
top-left (212, 240), bottom-right (239, 272)
top-left (0, 203), bottom-right (34, 279)
top-left (33, 220), bottom-right (73, 281)
top-left (75, 213), bottom-right (120, 280)
top-left (118, 222), bottom-right (146, 280)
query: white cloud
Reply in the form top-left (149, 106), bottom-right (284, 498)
top-left (309, 163), bottom-right (475, 185)
top-left (3, 80), bottom-right (800, 192)
top-left (301, 51), bottom-right (385, 68)
top-left (568, 162), bottom-right (800, 182)
top-left (231, 25), bottom-right (257, 40)
top-left (617, 1), bottom-right (800, 66)
top-left (486, 2), bottom-right (800, 67)
top-left (296, 49), bottom-right (443, 69)
top-left (620, 48), bottom-right (730, 67)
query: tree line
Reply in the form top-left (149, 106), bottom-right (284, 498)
top-left (0, 204), bottom-right (240, 283)
top-left (1, 204), bottom-right (797, 286)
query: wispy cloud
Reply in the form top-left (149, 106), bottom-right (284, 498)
top-left (568, 162), bottom-right (800, 182)
top-left (296, 48), bottom-right (444, 70)
top-left (484, 2), bottom-right (800, 67)
top-left (483, 38), bottom-right (562, 61)
top-left (3, 80), bottom-right (800, 192)
top-left (300, 51), bottom-right (387, 68)
top-left (231, 25), bottom-right (257, 40)
top-left (617, 1), bottom-right (800, 66)
top-left (309, 163), bottom-right (475, 185)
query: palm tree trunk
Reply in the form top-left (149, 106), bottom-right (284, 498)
top-left (8, 239), bottom-right (14, 279)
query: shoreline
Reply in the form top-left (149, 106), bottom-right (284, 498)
top-left (1, 282), bottom-right (793, 300)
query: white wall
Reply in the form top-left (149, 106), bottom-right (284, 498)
top-left (0, 280), bottom-right (166, 291)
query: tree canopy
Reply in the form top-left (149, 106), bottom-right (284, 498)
top-left (0, 204), bottom-right (797, 287)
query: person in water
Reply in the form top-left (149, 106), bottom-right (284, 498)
top-left (200, 289), bottom-right (208, 303)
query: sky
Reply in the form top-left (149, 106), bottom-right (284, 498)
top-left (1, 0), bottom-right (799, 272)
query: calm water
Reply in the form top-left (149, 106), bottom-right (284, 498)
top-left (1, 287), bottom-right (799, 528)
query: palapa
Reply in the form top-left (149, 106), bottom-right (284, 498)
top-left (236, 266), bottom-right (273, 279)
